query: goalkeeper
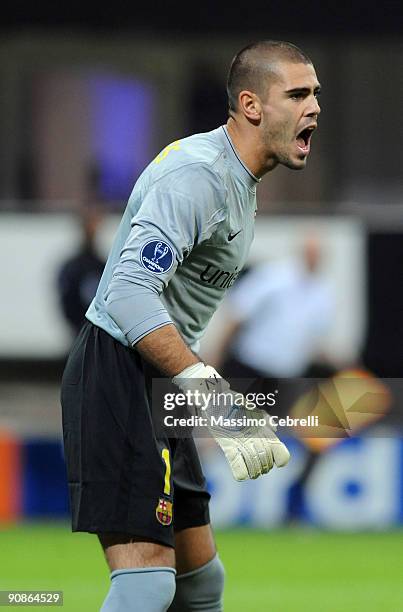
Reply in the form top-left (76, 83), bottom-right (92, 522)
top-left (61, 40), bottom-right (321, 612)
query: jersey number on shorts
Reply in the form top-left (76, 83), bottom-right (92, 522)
top-left (161, 448), bottom-right (171, 495)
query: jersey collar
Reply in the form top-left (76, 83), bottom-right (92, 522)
top-left (220, 125), bottom-right (260, 189)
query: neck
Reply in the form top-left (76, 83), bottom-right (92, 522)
top-left (226, 116), bottom-right (278, 178)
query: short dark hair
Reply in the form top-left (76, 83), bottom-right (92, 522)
top-left (227, 40), bottom-right (312, 113)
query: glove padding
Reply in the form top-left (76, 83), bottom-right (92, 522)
top-left (173, 362), bottom-right (290, 481)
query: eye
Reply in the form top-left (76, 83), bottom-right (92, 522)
top-left (290, 93), bottom-right (304, 100)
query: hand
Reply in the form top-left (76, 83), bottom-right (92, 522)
top-left (172, 363), bottom-right (290, 481)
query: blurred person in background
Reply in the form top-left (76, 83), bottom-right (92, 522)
top-left (215, 234), bottom-right (335, 383)
top-left (61, 40), bottom-right (321, 612)
top-left (57, 206), bottom-right (105, 336)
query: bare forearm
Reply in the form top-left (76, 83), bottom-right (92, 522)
top-left (135, 324), bottom-right (200, 376)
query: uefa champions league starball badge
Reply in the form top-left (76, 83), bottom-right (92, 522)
top-left (141, 240), bottom-right (174, 274)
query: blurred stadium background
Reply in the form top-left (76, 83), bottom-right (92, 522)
top-left (1, 3), bottom-right (403, 610)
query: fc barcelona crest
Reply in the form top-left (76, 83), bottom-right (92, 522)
top-left (156, 497), bottom-right (173, 526)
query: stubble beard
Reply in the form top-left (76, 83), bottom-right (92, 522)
top-left (263, 122), bottom-right (306, 171)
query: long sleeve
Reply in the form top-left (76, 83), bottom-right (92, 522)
top-left (105, 166), bottom-right (227, 345)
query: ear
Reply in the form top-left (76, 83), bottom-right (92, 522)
top-left (238, 90), bottom-right (262, 120)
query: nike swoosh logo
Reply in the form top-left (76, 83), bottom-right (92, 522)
top-left (228, 230), bottom-right (243, 241)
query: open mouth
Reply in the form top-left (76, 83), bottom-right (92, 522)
top-left (296, 126), bottom-right (315, 153)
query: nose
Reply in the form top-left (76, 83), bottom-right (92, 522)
top-left (307, 95), bottom-right (321, 117)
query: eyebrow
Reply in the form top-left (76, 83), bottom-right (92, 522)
top-left (285, 85), bottom-right (322, 95)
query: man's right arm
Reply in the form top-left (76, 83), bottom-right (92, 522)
top-left (117, 287), bottom-right (290, 483)
top-left (135, 323), bottom-right (199, 376)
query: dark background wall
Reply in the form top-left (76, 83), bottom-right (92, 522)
top-left (2, 1), bottom-right (402, 36)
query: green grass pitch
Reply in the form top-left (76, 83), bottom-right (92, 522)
top-left (0, 523), bottom-right (402, 611)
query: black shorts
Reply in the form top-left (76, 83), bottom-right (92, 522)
top-left (60, 321), bottom-right (210, 548)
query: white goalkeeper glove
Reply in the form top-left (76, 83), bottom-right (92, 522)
top-left (172, 362), bottom-right (290, 481)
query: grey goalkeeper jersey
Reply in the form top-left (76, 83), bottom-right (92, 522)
top-left (86, 125), bottom-right (259, 350)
